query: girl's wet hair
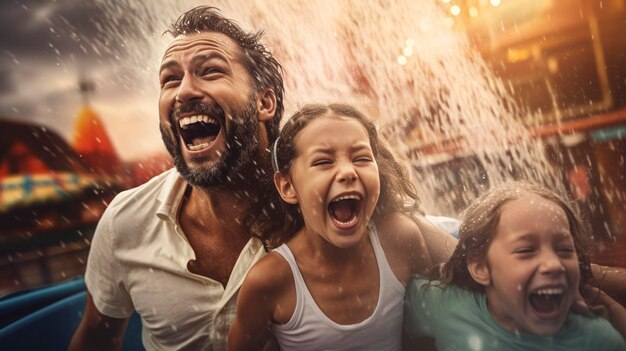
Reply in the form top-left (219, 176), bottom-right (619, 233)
top-left (438, 181), bottom-right (593, 293)
top-left (244, 103), bottom-right (422, 249)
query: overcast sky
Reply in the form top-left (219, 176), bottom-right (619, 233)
top-left (0, 0), bottom-right (170, 160)
top-left (0, 0), bottom-right (293, 161)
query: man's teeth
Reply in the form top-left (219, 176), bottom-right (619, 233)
top-left (332, 194), bottom-right (361, 202)
top-left (178, 115), bottom-right (218, 128)
top-left (534, 288), bottom-right (563, 295)
top-left (187, 142), bottom-right (210, 151)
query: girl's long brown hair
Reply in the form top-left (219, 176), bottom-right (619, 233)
top-left (243, 103), bottom-right (422, 249)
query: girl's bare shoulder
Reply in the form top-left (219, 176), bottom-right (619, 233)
top-left (376, 211), bottom-right (425, 248)
top-left (376, 212), bottom-right (432, 281)
top-left (242, 250), bottom-right (294, 296)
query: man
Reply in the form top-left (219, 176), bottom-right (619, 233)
top-left (68, 6), bottom-right (285, 350)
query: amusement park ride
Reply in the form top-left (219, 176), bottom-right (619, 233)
top-left (0, 0), bottom-right (625, 349)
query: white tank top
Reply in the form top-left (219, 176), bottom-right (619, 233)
top-left (271, 225), bottom-right (405, 350)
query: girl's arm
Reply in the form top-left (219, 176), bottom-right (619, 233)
top-left (584, 286), bottom-right (626, 339)
top-left (228, 255), bottom-right (286, 351)
top-left (410, 213), bottom-right (457, 266)
top-left (377, 212), bottom-right (433, 283)
top-left (591, 264), bottom-right (626, 306)
top-left (602, 293), bottom-right (626, 339)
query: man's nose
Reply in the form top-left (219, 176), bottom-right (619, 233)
top-left (176, 75), bottom-right (203, 103)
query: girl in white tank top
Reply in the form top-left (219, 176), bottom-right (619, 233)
top-left (229, 104), bottom-right (433, 350)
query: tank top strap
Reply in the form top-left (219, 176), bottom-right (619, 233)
top-left (368, 223), bottom-right (405, 294)
top-left (272, 244), bottom-right (306, 329)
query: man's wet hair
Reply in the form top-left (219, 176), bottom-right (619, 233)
top-left (167, 6), bottom-right (284, 141)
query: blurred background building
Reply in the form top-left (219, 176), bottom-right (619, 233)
top-left (410, 0), bottom-right (626, 267)
top-left (0, 81), bottom-right (171, 295)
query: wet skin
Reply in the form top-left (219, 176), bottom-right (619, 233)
top-left (472, 194), bottom-right (580, 336)
top-left (158, 31), bottom-right (257, 179)
top-left (278, 116), bottom-right (381, 250)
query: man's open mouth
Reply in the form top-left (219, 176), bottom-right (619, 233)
top-left (528, 287), bottom-right (565, 317)
top-left (178, 115), bottom-right (221, 151)
top-left (328, 194), bottom-right (362, 228)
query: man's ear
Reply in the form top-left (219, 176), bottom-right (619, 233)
top-left (256, 89), bottom-right (276, 122)
top-left (467, 256), bottom-right (491, 287)
top-left (274, 172), bottom-right (298, 205)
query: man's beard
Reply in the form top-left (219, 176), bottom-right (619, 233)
top-left (160, 96), bottom-right (260, 189)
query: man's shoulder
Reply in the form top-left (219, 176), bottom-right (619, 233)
top-left (94, 168), bottom-right (182, 249)
top-left (104, 168), bottom-right (180, 221)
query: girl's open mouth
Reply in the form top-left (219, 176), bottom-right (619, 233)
top-left (528, 287), bottom-right (565, 319)
top-left (328, 194), bottom-right (362, 230)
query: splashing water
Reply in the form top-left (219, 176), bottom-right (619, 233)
top-left (90, 0), bottom-right (565, 216)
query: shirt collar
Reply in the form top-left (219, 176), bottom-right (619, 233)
top-left (156, 168), bottom-right (188, 223)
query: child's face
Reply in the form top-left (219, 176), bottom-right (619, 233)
top-left (475, 194), bottom-right (580, 336)
top-left (284, 116), bottom-right (380, 248)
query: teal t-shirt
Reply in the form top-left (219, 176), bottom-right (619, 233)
top-left (405, 278), bottom-right (626, 351)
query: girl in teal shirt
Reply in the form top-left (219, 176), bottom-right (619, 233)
top-left (405, 181), bottom-right (626, 350)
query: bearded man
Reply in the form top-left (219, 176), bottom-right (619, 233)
top-left (68, 6), bottom-right (284, 350)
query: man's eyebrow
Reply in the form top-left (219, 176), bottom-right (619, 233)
top-left (160, 53), bottom-right (231, 74)
top-left (191, 52), bottom-right (230, 65)
top-left (159, 60), bottom-right (179, 74)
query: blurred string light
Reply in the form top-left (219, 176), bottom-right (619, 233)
top-left (450, 4), bottom-right (461, 16)
top-left (439, 0), bottom-right (504, 27)
top-left (398, 38), bottom-right (416, 65)
top-left (507, 47), bottom-right (531, 63)
top-left (404, 38), bottom-right (415, 57)
top-left (400, 0), bottom-right (498, 67)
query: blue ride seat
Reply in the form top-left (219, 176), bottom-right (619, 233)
top-left (425, 215), bottom-right (459, 239)
top-left (0, 277), bottom-right (143, 351)
top-left (0, 276), bottom-right (85, 328)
